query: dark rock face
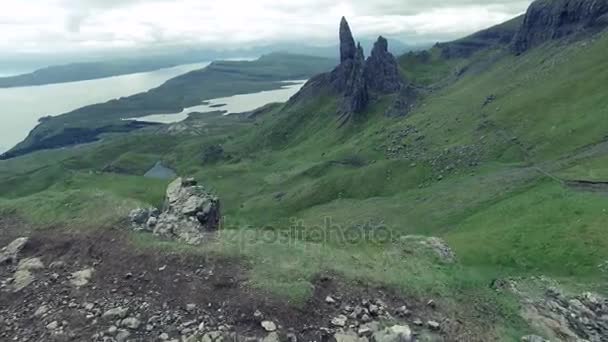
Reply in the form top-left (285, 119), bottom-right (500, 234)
top-left (339, 17), bottom-right (357, 63)
top-left (339, 44), bottom-right (369, 121)
top-left (513, 0), bottom-right (608, 53)
top-left (288, 17), bottom-right (409, 123)
top-left (365, 36), bottom-right (403, 93)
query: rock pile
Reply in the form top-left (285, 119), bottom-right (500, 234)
top-left (521, 288), bottom-right (608, 342)
top-left (129, 177), bottom-right (221, 244)
top-left (399, 236), bottom-right (456, 264)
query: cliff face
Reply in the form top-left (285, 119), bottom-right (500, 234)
top-left (513, 0), bottom-right (608, 53)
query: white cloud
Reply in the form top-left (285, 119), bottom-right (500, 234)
top-left (0, 0), bottom-right (533, 54)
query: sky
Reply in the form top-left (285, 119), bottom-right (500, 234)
top-left (0, 0), bottom-right (534, 54)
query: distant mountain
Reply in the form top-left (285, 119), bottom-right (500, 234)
top-left (0, 38), bottom-right (424, 88)
top-left (263, 38), bottom-right (428, 59)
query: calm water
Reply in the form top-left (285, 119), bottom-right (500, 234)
top-left (0, 62), bottom-right (210, 154)
top-left (132, 80), bottom-right (307, 124)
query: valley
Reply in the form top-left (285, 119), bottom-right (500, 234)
top-left (1, 0), bottom-right (608, 341)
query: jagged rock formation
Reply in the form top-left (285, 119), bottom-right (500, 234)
top-left (513, 0), bottom-right (608, 53)
top-left (287, 17), bottom-right (413, 123)
top-left (338, 43), bottom-right (369, 124)
top-left (340, 17), bottom-right (357, 63)
top-left (325, 18), bottom-right (408, 122)
top-left (129, 177), bottom-right (221, 244)
top-left (364, 36), bottom-right (403, 93)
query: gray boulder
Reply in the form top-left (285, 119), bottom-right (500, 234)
top-left (0, 237), bottom-right (29, 264)
top-left (128, 208), bottom-right (160, 232)
top-left (155, 177), bottom-right (221, 245)
top-left (128, 178), bottom-right (221, 245)
top-left (371, 325), bottom-right (413, 342)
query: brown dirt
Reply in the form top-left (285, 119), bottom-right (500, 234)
top-left (0, 217), bottom-right (486, 341)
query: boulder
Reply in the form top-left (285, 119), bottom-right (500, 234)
top-left (70, 268), bottom-right (94, 287)
top-left (128, 208), bottom-right (160, 232)
top-left (0, 237), bottom-right (29, 264)
top-left (371, 325), bottom-right (413, 342)
top-left (11, 257), bottom-right (44, 292)
top-left (335, 331), bottom-right (369, 342)
top-left (261, 320), bottom-right (277, 332)
top-left (129, 178), bottom-right (221, 245)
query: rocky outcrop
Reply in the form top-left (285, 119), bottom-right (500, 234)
top-left (128, 177), bottom-right (220, 245)
top-left (338, 43), bottom-right (369, 123)
top-left (365, 36), bottom-right (403, 93)
top-left (340, 17), bottom-right (357, 63)
top-left (329, 18), bottom-right (406, 122)
top-left (510, 281), bottom-right (608, 342)
top-left (513, 0), bottom-right (608, 54)
top-left (287, 18), bottom-right (413, 123)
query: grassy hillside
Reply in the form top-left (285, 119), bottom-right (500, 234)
top-left (1, 18), bottom-right (608, 341)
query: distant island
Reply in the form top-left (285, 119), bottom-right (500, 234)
top-left (0, 59), bottom-right (187, 88)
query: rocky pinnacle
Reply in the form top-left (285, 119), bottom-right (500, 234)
top-left (339, 17), bottom-right (357, 62)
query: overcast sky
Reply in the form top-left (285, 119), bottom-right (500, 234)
top-left (1, 0), bottom-right (533, 54)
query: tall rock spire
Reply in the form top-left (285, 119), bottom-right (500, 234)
top-left (364, 36), bottom-right (403, 93)
top-left (339, 17), bottom-right (357, 62)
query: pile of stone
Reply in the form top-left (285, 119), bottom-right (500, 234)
top-left (398, 236), bottom-right (456, 264)
top-left (129, 177), bottom-right (221, 245)
top-left (522, 288), bottom-right (608, 342)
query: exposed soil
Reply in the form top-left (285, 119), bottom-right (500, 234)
top-left (0, 217), bottom-right (486, 341)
